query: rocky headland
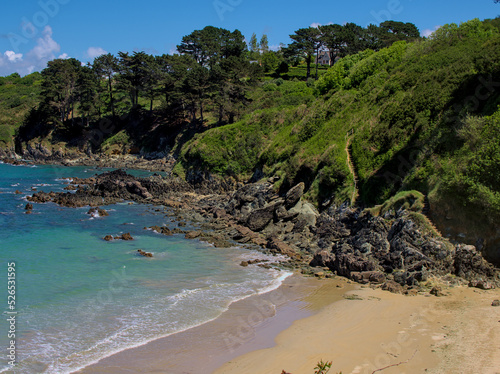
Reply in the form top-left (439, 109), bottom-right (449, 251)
top-left (22, 168), bottom-right (499, 294)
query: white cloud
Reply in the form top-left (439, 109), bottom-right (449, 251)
top-left (310, 22), bottom-right (333, 28)
top-left (58, 53), bottom-right (69, 59)
top-left (422, 25), bottom-right (441, 38)
top-left (86, 47), bottom-right (107, 59)
top-left (4, 51), bottom-right (23, 62)
top-left (0, 25), bottom-right (68, 76)
top-left (29, 26), bottom-right (60, 60)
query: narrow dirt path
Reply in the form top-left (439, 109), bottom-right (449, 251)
top-left (345, 135), bottom-right (358, 206)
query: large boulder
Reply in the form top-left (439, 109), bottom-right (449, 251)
top-left (126, 181), bottom-right (153, 199)
top-left (285, 182), bottom-right (305, 209)
top-left (290, 201), bottom-right (319, 231)
top-left (310, 250), bottom-right (335, 268)
top-left (246, 204), bottom-right (275, 232)
top-left (454, 244), bottom-right (498, 281)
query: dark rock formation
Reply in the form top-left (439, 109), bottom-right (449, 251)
top-left (285, 182), bottom-right (304, 209)
top-left (137, 249), bottom-right (153, 257)
top-left (246, 204), bottom-right (275, 231)
top-left (148, 225), bottom-right (173, 235)
top-left (87, 207), bottom-right (109, 217)
top-left (19, 167), bottom-right (498, 292)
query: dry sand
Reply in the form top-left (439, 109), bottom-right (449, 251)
top-left (215, 283), bottom-right (500, 374)
top-left (77, 274), bottom-right (500, 374)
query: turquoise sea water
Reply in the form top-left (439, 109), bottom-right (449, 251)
top-left (0, 163), bottom-right (290, 373)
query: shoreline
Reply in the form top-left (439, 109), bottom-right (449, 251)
top-left (76, 274), bottom-right (500, 374)
top-left (76, 274), bottom-right (354, 374)
top-left (3, 161), bottom-right (499, 373)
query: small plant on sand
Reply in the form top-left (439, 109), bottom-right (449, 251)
top-left (314, 360), bottom-right (334, 374)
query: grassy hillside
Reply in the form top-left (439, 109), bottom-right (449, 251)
top-left (0, 72), bottom-right (42, 150)
top-left (178, 19), bottom-right (500, 260)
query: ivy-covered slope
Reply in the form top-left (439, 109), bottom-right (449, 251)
top-left (178, 19), bottom-right (500, 262)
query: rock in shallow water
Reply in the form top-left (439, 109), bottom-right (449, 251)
top-left (137, 249), bottom-right (153, 257)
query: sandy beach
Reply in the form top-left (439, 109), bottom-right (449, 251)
top-left (77, 274), bottom-right (500, 374)
top-left (216, 282), bottom-right (500, 374)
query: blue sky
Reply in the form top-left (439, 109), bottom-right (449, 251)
top-left (0, 0), bottom-right (499, 76)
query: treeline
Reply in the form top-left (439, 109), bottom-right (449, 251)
top-left (21, 20), bottom-right (420, 136)
top-left (284, 21), bottom-right (420, 79)
top-left (31, 26), bottom-right (260, 131)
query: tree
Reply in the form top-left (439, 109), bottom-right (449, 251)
top-left (261, 51), bottom-right (282, 73)
top-left (41, 58), bottom-right (82, 123)
top-left (379, 21), bottom-right (420, 46)
top-left (117, 51), bottom-right (150, 108)
top-left (156, 54), bottom-right (195, 117)
top-left (260, 34), bottom-right (269, 53)
top-left (77, 64), bottom-right (99, 126)
top-left (319, 24), bottom-right (344, 65)
top-left (214, 53), bottom-right (261, 124)
top-left (93, 53), bottom-right (118, 117)
top-left (287, 27), bottom-right (323, 79)
top-left (249, 33), bottom-right (259, 53)
top-left (177, 26), bottom-right (246, 68)
top-left (142, 55), bottom-right (162, 112)
top-left (182, 65), bottom-right (210, 123)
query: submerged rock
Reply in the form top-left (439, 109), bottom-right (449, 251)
top-left (87, 207), bottom-right (109, 217)
top-left (137, 249), bottom-right (153, 257)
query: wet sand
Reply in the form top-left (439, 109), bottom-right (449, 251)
top-left (76, 274), bottom-right (354, 373)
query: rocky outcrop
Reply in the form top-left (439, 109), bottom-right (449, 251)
top-left (87, 207), bottom-right (109, 217)
top-left (148, 225), bottom-right (173, 236)
top-left (137, 249), bottom-right (153, 257)
top-left (120, 233), bottom-right (133, 241)
top-left (309, 207), bottom-right (499, 288)
top-left (184, 230), bottom-right (232, 248)
top-left (453, 244), bottom-right (498, 281)
top-left (20, 167), bottom-right (499, 291)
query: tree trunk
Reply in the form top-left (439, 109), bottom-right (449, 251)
top-left (218, 104), bottom-right (224, 124)
top-left (306, 54), bottom-right (311, 79)
top-left (199, 98), bottom-right (204, 124)
top-left (315, 47), bottom-right (319, 80)
top-left (108, 75), bottom-right (115, 117)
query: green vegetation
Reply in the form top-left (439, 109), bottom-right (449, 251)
top-left (3, 17), bottom-right (500, 251)
top-left (0, 72), bottom-right (42, 148)
top-left (178, 18), bottom-right (500, 250)
top-left (366, 190), bottom-right (425, 217)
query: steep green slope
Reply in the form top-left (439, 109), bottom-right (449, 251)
top-left (178, 19), bottom-right (500, 261)
top-left (0, 72), bottom-right (42, 150)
